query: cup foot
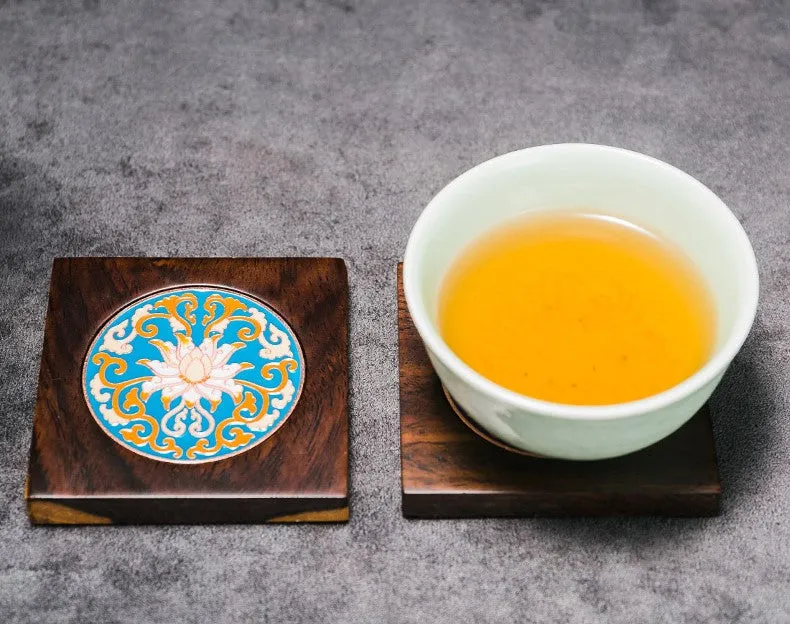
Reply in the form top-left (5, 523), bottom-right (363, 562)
top-left (441, 385), bottom-right (545, 458)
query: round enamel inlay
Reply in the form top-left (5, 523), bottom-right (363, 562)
top-left (82, 286), bottom-right (304, 464)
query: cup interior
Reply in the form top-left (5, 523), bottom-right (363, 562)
top-left (404, 144), bottom-right (759, 408)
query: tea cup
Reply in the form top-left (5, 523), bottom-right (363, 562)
top-left (403, 144), bottom-right (759, 460)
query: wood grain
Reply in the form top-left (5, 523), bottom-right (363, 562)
top-left (397, 264), bottom-right (721, 518)
top-left (27, 258), bottom-right (349, 524)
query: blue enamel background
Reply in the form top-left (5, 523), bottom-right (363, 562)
top-left (82, 286), bottom-right (304, 463)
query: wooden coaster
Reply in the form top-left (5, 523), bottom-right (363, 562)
top-left (397, 265), bottom-right (721, 518)
top-left (27, 258), bottom-right (349, 524)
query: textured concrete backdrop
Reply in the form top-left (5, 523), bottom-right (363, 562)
top-left (1, 0), bottom-right (789, 622)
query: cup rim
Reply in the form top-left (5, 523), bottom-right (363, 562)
top-left (403, 143), bottom-right (760, 421)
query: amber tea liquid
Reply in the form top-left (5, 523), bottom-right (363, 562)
top-left (438, 212), bottom-right (715, 405)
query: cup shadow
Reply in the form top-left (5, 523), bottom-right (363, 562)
top-left (709, 326), bottom-right (778, 510)
top-left (516, 326), bottom-right (778, 547)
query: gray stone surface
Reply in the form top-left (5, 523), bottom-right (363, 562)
top-left (1, 0), bottom-right (789, 621)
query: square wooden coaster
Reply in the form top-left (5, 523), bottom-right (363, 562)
top-left (27, 257), bottom-right (349, 524)
top-left (397, 265), bottom-right (721, 518)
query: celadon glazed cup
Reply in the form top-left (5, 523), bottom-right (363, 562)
top-left (403, 144), bottom-right (759, 460)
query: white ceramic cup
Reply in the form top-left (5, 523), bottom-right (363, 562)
top-left (403, 144), bottom-right (759, 460)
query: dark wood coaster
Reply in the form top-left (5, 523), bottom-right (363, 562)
top-left (27, 258), bottom-right (349, 524)
top-left (397, 264), bottom-right (721, 518)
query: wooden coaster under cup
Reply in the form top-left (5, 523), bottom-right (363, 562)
top-left (27, 257), bottom-right (349, 525)
top-left (397, 265), bottom-right (721, 518)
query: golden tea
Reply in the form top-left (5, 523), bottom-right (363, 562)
top-left (438, 212), bottom-right (715, 405)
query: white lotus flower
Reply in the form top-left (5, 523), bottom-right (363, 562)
top-left (139, 335), bottom-right (248, 410)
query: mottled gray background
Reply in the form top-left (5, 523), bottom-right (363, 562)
top-left (1, 0), bottom-right (789, 622)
